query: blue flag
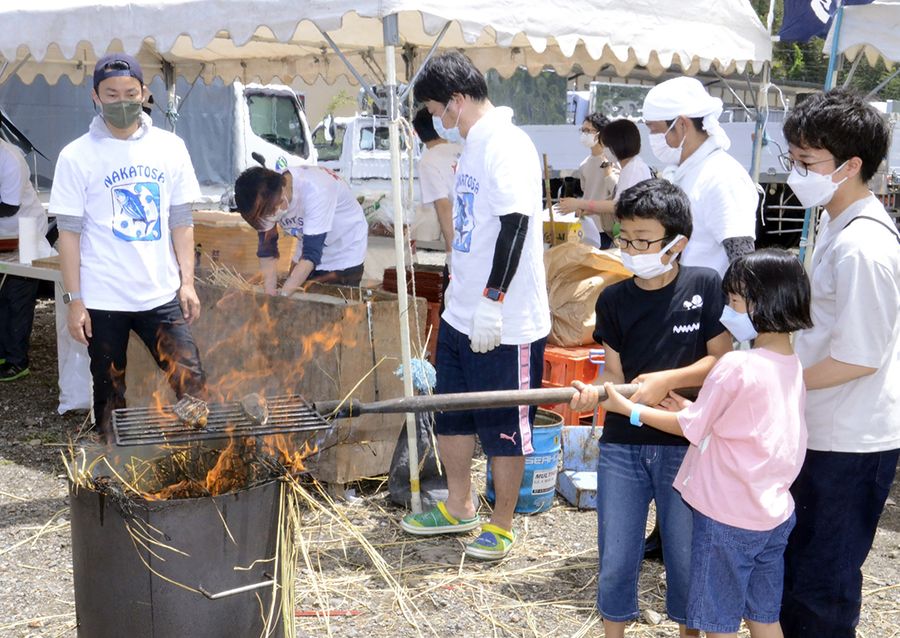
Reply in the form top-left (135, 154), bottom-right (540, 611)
top-left (779, 0), bottom-right (874, 43)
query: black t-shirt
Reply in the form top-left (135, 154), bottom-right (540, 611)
top-left (593, 265), bottom-right (726, 446)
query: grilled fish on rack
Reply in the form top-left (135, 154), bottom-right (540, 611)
top-left (240, 392), bottom-right (269, 425)
top-left (173, 394), bottom-right (209, 428)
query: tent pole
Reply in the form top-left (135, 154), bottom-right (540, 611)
top-left (801, 0), bottom-right (847, 265)
top-left (318, 27), bottom-right (380, 105)
top-left (398, 21), bottom-right (451, 102)
top-left (384, 12), bottom-right (423, 514)
top-left (749, 60), bottom-right (770, 186)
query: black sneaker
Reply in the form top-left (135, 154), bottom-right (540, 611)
top-left (0, 363), bottom-right (30, 381)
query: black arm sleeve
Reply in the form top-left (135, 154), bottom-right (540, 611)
top-left (485, 213), bottom-right (529, 293)
top-left (0, 203), bottom-right (20, 218)
top-left (723, 236), bottom-right (755, 262)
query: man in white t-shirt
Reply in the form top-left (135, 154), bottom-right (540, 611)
top-left (50, 53), bottom-right (206, 438)
top-left (643, 77), bottom-right (759, 277)
top-left (0, 139), bottom-right (49, 381)
top-left (399, 52), bottom-right (551, 561)
top-left (778, 89), bottom-right (900, 638)
top-left (233, 165), bottom-right (368, 294)
top-left (412, 107), bottom-right (462, 255)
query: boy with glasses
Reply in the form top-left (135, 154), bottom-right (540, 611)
top-left (779, 88), bottom-right (900, 638)
top-left (585, 178), bottom-right (732, 638)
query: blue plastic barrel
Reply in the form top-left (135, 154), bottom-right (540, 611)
top-left (485, 409), bottom-right (563, 514)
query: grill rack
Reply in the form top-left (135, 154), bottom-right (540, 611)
top-left (112, 394), bottom-right (332, 446)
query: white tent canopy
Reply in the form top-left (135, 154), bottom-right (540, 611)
top-left (2, 0), bottom-right (771, 86)
top-left (824, 0), bottom-right (900, 66)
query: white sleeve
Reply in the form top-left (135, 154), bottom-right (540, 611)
top-left (485, 134), bottom-right (541, 217)
top-left (49, 149), bottom-right (87, 218)
top-left (830, 246), bottom-right (900, 368)
top-left (299, 173), bottom-right (338, 236)
top-left (168, 138), bottom-right (202, 207)
top-left (418, 155), bottom-right (448, 205)
top-left (703, 171), bottom-right (758, 242)
top-left (0, 147), bottom-right (23, 206)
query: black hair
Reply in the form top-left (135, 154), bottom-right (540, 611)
top-left (665, 116), bottom-right (705, 133)
top-left (233, 166), bottom-right (284, 231)
top-left (583, 112), bottom-right (610, 134)
top-left (722, 248), bottom-right (813, 334)
top-left (602, 119), bottom-right (641, 161)
top-left (412, 107), bottom-right (439, 143)
top-left (413, 51), bottom-right (488, 105)
top-left (783, 88), bottom-right (889, 182)
top-left (615, 178), bottom-right (692, 239)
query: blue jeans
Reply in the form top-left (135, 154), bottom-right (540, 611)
top-left (596, 443), bottom-right (693, 623)
top-left (781, 448), bottom-right (900, 638)
top-left (688, 511), bottom-right (795, 633)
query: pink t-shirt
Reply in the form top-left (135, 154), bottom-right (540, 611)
top-left (675, 349), bottom-right (807, 531)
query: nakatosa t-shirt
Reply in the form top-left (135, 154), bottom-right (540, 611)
top-left (49, 115), bottom-right (201, 311)
top-left (443, 106), bottom-right (550, 344)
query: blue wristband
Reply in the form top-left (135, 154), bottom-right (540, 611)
top-left (629, 404), bottom-right (644, 427)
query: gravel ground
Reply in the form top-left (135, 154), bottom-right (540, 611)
top-left (1, 300), bottom-right (899, 637)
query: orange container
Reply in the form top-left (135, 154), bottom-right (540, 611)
top-left (540, 344), bottom-right (604, 425)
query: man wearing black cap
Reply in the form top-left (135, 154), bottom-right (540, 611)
top-left (50, 53), bottom-right (206, 438)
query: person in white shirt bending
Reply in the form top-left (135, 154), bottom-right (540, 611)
top-left (399, 51), bottom-right (551, 561)
top-left (50, 53), bottom-right (206, 438)
top-left (233, 165), bottom-right (368, 294)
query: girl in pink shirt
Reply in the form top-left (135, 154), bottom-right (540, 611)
top-left (572, 248), bottom-right (811, 638)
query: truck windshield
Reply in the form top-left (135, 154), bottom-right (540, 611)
top-left (247, 94), bottom-right (309, 159)
top-left (359, 125), bottom-right (407, 152)
top-left (312, 124), bottom-right (346, 162)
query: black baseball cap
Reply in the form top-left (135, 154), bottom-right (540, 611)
top-left (93, 53), bottom-right (144, 91)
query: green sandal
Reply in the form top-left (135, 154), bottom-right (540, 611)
top-left (464, 523), bottom-right (516, 560)
top-left (399, 501), bottom-right (480, 536)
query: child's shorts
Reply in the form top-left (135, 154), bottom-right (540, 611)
top-left (687, 509), bottom-right (796, 633)
top-left (433, 319), bottom-right (545, 457)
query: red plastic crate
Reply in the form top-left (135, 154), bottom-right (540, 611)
top-left (540, 344), bottom-right (604, 425)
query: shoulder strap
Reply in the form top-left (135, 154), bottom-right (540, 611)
top-left (843, 215), bottom-right (900, 245)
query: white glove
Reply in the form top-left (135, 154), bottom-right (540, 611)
top-left (470, 297), bottom-right (504, 353)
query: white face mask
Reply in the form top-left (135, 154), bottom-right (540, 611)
top-left (649, 119), bottom-right (684, 166)
top-left (579, 131), bottom-right (598, 148)
top-left (786, 161), bottom-right (848, 209)
top-left (433, 100), bottom-right (464, 145)
top-left (720, 305), bottom-right (758, 343)
top-left (620, 235), bottom-right (684, 279)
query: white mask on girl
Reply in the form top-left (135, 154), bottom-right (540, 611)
top-left (649, 119), bottom-right (684, 166)
top-left (786, 161), bottom-right (848, 209)
top-left (720, 305), bottom-right (758, 342)
top-left (620, 235), bottom-right (684, 279)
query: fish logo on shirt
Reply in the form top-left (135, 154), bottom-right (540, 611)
top-left (111, 182), bottom-right (161, 242)
top-left (453, 192), bottom-right (475, 252)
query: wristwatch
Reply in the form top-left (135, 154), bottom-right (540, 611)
top-left (483, 287), bottom-right (505, 302)
top-left (62, 291), bottom-right (82, 304)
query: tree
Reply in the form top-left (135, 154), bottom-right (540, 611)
top-left (751, 0), bottom-right (899, 99)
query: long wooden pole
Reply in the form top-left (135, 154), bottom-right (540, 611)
top-left (543, 153), bottom-right (558, 246)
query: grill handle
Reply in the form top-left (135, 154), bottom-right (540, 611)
top-left (314, 383), bottom-right (641, 419)
top-left (198, 575), bottom-right (275, 600)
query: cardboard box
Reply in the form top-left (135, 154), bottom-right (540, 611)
top-left (124, 280), bottom-right (426, 484)
top-left (192, 210), bottom-right (296, 275)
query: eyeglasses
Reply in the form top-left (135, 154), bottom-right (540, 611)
top-left (614, 236), bottom-right (672, 251)
top-left (778, 153), bottom-right (836, 177)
